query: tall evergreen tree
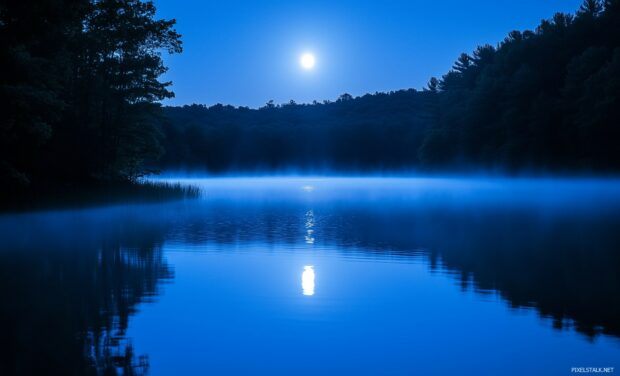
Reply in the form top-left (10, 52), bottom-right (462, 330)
top-left (0, 0), bottom-right (181, 187)
top-left (76, 0), bottom-right (182, 180)
top-left (578, 0), bottom-right (603, 16)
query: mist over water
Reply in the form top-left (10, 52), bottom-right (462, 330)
top-left (4, 0), bottom-right (620, 374)
top-left (1, 176), bottom-right (619, 375)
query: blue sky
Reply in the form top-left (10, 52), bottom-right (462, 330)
top-left (155, 0), bottom-right (583, 108)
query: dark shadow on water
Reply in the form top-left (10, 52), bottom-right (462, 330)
top-left (0, 213), bottom-right (172, 376)
top-left (334, 206), bottom-right (620, 339)
top-left (0, 180), bottom-right (199, 213)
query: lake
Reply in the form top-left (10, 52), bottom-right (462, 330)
top-left (1, 177), bottom-right (619, 375)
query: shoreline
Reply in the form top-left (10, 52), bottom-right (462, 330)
top-left (0, 180), bottom-right (199, 213)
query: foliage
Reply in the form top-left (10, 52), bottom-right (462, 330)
top-left (160, 0), bottom-right (620, 173)
top-left (0, 0), bottom-right (181, 187)
top-left (160, 90), bottom-right (437, 172)
top-left (2, 0), bottom-right (620, 182)
top-left (419, 0), bottom-right (620, 171)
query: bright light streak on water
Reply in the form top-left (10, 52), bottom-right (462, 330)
top-left (302, 265), bottom-right (315, 296)
top-left (305, 210), bottom-right (315, 245)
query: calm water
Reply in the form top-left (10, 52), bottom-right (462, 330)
top-left (1, 177), bottom-right (620, 375)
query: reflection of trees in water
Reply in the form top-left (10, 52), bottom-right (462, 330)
top-left (331, 206), bottom-right (620, 339)
top-left (1, 198), bottom-right (619, 375)
top-left (168, 202), bottom-right (620, 340)
top-left (0, 217), bottom-right (171, 376)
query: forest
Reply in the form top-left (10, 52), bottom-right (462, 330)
top-left (161, 0), bottom-right (620, 173)
top-left (0, 0), bottom-right (181, 189)
top-left (1, 0), bottom-right (620, 190)
top-left (160, 90), bottom-right (437, 172)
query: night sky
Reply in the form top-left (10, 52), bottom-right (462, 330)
top-left (155, 0), bottom-right (583, 108)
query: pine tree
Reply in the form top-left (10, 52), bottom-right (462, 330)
top-left (426, 77), bottom-right (439, 92)
top-left (76, 0), bottom-right (182, 180)
top-left (452, 53), bottom-right (472, 73)
top-left (578, 0), bottom-right (603, 16)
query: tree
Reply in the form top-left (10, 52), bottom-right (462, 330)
top-left (472, 45), bottom-right (495, 66)
top-left (578, 0), bottom-right (603, 17)
top-left (0, 0), bottom-right (181, 186)
top-left (0, 0), bottom-right (89, 186)
top-left (452, 53), bottom-right (472, 73)
top-left (417, 0), bottom-right (620, 170)
top-left (604, 0), bottom-right (620, 13)
top-left (75, 0), bottom-right (182, 180)
top-left (426, 77), bottom-right (439, 92)
top-left (338, 93), bottom-right (353, 101)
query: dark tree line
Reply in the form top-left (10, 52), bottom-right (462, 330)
top-left (161, 0), bottom-right (620, 173)
top-left (2, 0), bottom-right (620, 185)
top-left (0, 0), bottom-right (181, 188)
top-left (160, 90), bottom-right (437, 172)
top-left (420, 0), bottom-right (620, 171)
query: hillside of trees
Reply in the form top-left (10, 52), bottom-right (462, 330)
top-left (421, 0), bottom-right (620, 171)
top-left (0, 0), bottom-right (181, 189)
top-left (160, 91), bottom-right (437, 172)
top-left (2, 0), bottom-right (620, 192)
top-left (161, 0), bottom-right (620, 173)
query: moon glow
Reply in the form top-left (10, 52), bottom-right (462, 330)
top-left (300, 53), bottom-right (316, 70)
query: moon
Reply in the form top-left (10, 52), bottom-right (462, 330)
top-left (300, 53), bottom-right (316, 70)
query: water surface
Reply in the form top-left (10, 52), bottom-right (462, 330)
top-left (1, 177), bottom-right (619, 375)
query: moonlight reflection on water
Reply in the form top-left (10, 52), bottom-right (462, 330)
top-left (302, 265), bottom-right (316, 296)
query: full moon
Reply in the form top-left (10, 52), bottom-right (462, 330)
top-left (300, 53), bottom-right (316, 70)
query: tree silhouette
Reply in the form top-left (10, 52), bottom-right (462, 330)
top-left (578, 0), bottom-right (603, 16)
top-left (0, 0), bottom-right (181, 187)
top-left (425, 77), bottom-right (439, 92)
top-left (3, 0), bottom-right (620, 185)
